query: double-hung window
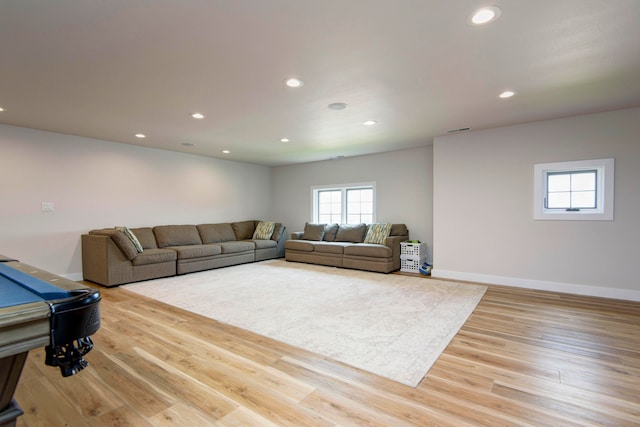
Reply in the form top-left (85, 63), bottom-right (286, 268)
top-left (312, 183), bottom-right (375, 224)
top-left (534, 158), bottom-right (614, 220)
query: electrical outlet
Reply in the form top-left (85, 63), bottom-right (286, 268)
top-left (41, 202), bottom-right (55, 212)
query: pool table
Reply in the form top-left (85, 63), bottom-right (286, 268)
top-left (0, 256), bottom-right (101, 427)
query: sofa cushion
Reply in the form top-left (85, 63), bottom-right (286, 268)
top-left (168, 244), bottom-right (222, 260)
top-left (284, 240), bottom-right (315, 252)
top-left (231, 221), bottom-right (256, 240)
top-left (130, 227), bottom-right (158, 249)
top-left (131, 248), bottom-right (177, 266)
top-left (335, 223), bottom-right (368, 243)
top-left (314, 242), bottom-right (351, 254)
top-left (301, 223), bottom-right (326, 240)
top-left (364, 223), bottom-right (392, 244)
top-left (344, 244), bottom-right (392, 258)
top-left (271, 223), bottom-right (285, 241)
top-left (390, 224), bottom-right (409, 236)
top-left (89, 229), bottom-right (138, 260)
top-left (218, 241), bottom-right (255, 254)
top-left (116, 226), bottom-right (144, 253)
top-left (197, 223), bottom-right (236, 243)
top-left (323, 224), bottom-right (339, 241)
top-left (154, 225), bottom-right (202, 248)
top-left (253, 221), bottom-right (276, 240)
top-left (253, 239), bottom-right (277, 250)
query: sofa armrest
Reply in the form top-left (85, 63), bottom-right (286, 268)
top-left (276, 226), bottom-right (287, 257)
top-left (82, 234), bottom-right (134, 286)
top-left (290, 231), bottom-right (303, 240)
top-left (385, 235), bottom-right (409, 268)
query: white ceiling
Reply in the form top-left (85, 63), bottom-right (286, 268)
top-left (1, 1), bottom-right (640, 167)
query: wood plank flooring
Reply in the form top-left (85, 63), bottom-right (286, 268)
top-left (14, 278), bottom-right (640, 426)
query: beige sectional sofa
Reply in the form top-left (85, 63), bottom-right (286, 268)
top-left (82, 220), bottom-right (286, 287)
top-left (284, 223), bottom-right (409, 273)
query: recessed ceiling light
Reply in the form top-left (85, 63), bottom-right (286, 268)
top-left (328, 102), bottom-right (348, 111)
top-left (363, 120), bottom-right (377, 126)
top-left (135, 133), bottom-right (146, 138)
top-left (191, 113), bottom-right (205, 119)
top-left (0, 107), bottom-right (4, 112)
top-left (222, 150), bottom-right (230, 154)
top-left (285, 78), bottom-right (304, 88)
top-left (499, 90), bottom-right (516, 98)
top-left (280, 138), bottom-right (289, 143)
top-left (470, 6), bottom-right (501, 25)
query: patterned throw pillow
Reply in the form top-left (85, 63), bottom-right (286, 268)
top-left (252, 221), bottom-right (276, 240)
top-left (363, 223), bottom-right (392, 244)
top-left (116, 226), bottom-right (144, 253)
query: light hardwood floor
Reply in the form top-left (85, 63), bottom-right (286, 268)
top-left (14, 277), bottom-right (640, 426)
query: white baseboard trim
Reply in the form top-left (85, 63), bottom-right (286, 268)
top-left (62, 272), bottom-right (84, 282)
top-left (432, 269), bottom-right (640, 302)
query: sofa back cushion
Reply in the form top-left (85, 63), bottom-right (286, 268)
top-left (89, 228), bottom-right (138, 260)
top-left (153, 225), bottom-right (202, 248)
top-left (197, 223), bottom-right (236, 243)
top-left (390, 224), bottom-right (409, 236)
top-left (231, 220), bottom-right (257, 240)
top-left (271, 223), bottom-right (285, 241)
top-left (335, 223), bottom-right (368, 243)
top-left (301, 223), bottom-right (326, 241)
top-left (115, 226), bottom-right (144, 253)
top-left (323, 224), bottom-right (339, 242)
top-left (130, 227), bottom-right (158, 249)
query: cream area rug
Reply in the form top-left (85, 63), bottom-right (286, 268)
top-left (124, 259), bottom-right (487, 387)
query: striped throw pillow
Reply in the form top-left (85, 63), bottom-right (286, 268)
top-left (363, 223), bottom-right (392, 244)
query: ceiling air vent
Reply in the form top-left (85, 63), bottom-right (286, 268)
top-left (447, 127), bottom-right (471, 133)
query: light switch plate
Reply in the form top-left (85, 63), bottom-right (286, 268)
top-left (41, 202), bottom-right (54, 212)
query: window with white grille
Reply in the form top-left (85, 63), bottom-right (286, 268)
top-left (534, 158), bottom-right (614, 220)
top-left (312, 183), bottom-right (376, 224)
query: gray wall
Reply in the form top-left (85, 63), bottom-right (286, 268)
top-left (0, 124), bottom-right (272, 278)
top-left (271, 146), bottom-right (434, 260)
top-left (4, 107), bottom-right (638, 301)
top-left (433, 108), bottom-right (640, 300)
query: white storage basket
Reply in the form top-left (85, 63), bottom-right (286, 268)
top-left (400, 242), bottom-right (426, 258)
top-left (401, 255), bottom-right (425, 273)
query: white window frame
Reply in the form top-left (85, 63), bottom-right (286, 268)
top-left (311, 182), bottom-right (376, 224)
top-left (533, 158), bottom-right (614, 221)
